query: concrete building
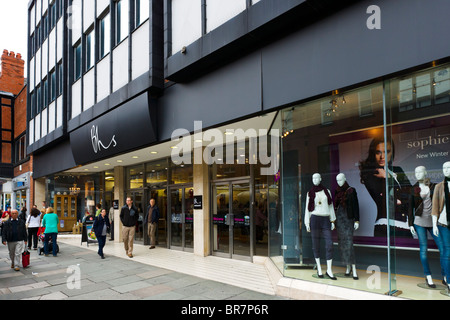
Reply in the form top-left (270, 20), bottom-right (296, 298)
top-left (0, 50), bottom-right (32, 212)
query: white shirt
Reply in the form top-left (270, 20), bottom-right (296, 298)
top-left (26, 215), bottom-right (41, 228)
top-left (304, 190), bottom-right (336, 227)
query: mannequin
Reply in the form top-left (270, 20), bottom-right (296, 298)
top-left (409, 166), bottom-right (444, 288)
top-left (432, 161), bottom-right (450, 290)
top-left (305, 173), bottom-right (337, 280)
top-left (334, 173), bottom-right (360, 280)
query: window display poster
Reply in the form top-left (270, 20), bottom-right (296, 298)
top-left (329, 116), bottom-right (450, 247)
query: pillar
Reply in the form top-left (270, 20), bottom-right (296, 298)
top-left (193, 147), bottom-right (210, 257)
top-left (114, 166), bottom-right (125, 243)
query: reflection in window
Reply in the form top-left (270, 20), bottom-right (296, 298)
top-left (398, 65), bottom-right (450, 112)
top-left (86, 29), bottom-right (95, 71)
top-left (74, 42), bottom-right (82, 81)
top-left (358, 89), bottom-right (373, 116)
top-left (435, 68), bottom-right (450, 104)
top-left (115, 0), bottom-right (129, 44)
top-left (99, 13), bottom-right (110, 59)
top-left (135, 0), bottom-right (149, 28)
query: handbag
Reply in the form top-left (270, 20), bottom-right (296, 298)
top-left (22, 249), bottom-right (30, 268)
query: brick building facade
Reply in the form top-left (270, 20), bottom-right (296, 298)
top-left (0, 49), bottom-right (33, 212)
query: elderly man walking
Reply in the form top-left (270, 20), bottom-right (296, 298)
top-left (2, 210), bottom-right (28, 271)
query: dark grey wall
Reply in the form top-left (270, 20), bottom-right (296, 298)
top-left (157, 51), bottom-right (263, 139)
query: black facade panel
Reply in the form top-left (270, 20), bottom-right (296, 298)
top-left (261, 0), bottom-right (450, 110)
top-left (33, 139), bottom-right (76, 179)
top-left (70, 92), bottom-right (157, 165)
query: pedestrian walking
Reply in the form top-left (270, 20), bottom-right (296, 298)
top-left (26, 206), bottom-right (41, 250)
top-left (1, 210), bottom-right (28, 271)
top-left (144, 198), bottom-right (159, 249)
top-left (42, 207), bottom-right (59, 257)
top-left (19, 206), bottom-right (27, 222)
top-left (2, 206), bottom-right (11, 222)
top-left (109, 206), bottom-right (115, 241)
top-left (120, 197), bottom-right (138, 258)
top-left (93, 208), bottom-right (110, 259)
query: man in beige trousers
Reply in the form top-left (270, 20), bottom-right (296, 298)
top-left (120, 197), bottom-right (138, 258)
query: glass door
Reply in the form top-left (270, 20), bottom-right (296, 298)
top-left (169, 186), bottom-right (194, 251)
top-left (146, 188), bottom-right (168, 247)
top-left (212, 180), bottom-right (253, 260)
top-left (170, 188), bottom-right (183, 248)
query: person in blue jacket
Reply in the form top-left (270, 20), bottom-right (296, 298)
top-left (93, 208), bottom-right (110, 259)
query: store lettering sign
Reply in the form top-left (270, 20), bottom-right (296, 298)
top-left (70, 92), bottom-right (157, 165)
top-left (91, 125), bottom-right (117, 154)
top-left (406, 135), bottom-right (449, 150)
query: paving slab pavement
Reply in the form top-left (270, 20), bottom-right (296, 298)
top-left (0, 240), bottom-right (288, 303)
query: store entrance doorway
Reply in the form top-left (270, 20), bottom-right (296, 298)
top-left (168, 185), bottom-right (194, 252)
top-left (212, 180), bottom-right (253, 261)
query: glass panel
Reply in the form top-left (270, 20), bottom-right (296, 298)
top-left (232, 182), bottom-right (251, 257)
top-left (135, 0), bottom-right (149, 27)
top-left (171, 0), bottom-right (202, 54)
top-left (149, 188), bottom-right (168, 248)
top-left (279, 82), bottom-right (393, 294)
top-left (387, 63), bottom-right (450, 299)
top-left (254, 166), bottom-right (269, 256)
top-left (185, 187), bottom-right (194, 249)
top-left (170, 188), bottom-right (183, 247)
top-left (206, 0), bottom-right (246, 33)
top-left (104, 170), bottom-right (114, 192)
top-left (212, 183), bottom-right (230, 254)
top-left (171, 162), bottom-right (193, 185)
top-left (146, 159), bottom-right (168, 186)
top-left (128, 165), bottom-right (144, 189)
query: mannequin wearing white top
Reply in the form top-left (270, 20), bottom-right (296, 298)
top-left (432, 161), bottom-right (450, 290)
top-left (305, 173), bottom-right (337, 280)
top-left (409, 166), bottom-right (445, 288)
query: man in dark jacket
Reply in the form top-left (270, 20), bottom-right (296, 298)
top-left (144, 198), bottom-right (160, 249)
top-left (120, 197), bottom-right (138, 258)
top-left (2, 210), bottom-right (28, 271)
top-left (93, 209), bottom-right (111, 259)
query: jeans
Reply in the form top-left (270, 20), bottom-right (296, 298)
top-left (438, 225), bottom-right (450, 281)
top-left (414, 224), bottom-right (445, 277)
top-left (310, 215), bottom-right (333, 260)
top-left (44, 233), bottom-right (58, 256)
top-left (97, 235), bottom-right (106, 257)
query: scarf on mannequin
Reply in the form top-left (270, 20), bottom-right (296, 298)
top-left (334, 181), bottom-right (350, 209)
top-left (308, 184), bottom-right (333, 212)
top-left (445, 177), bottom-right (450, 228)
